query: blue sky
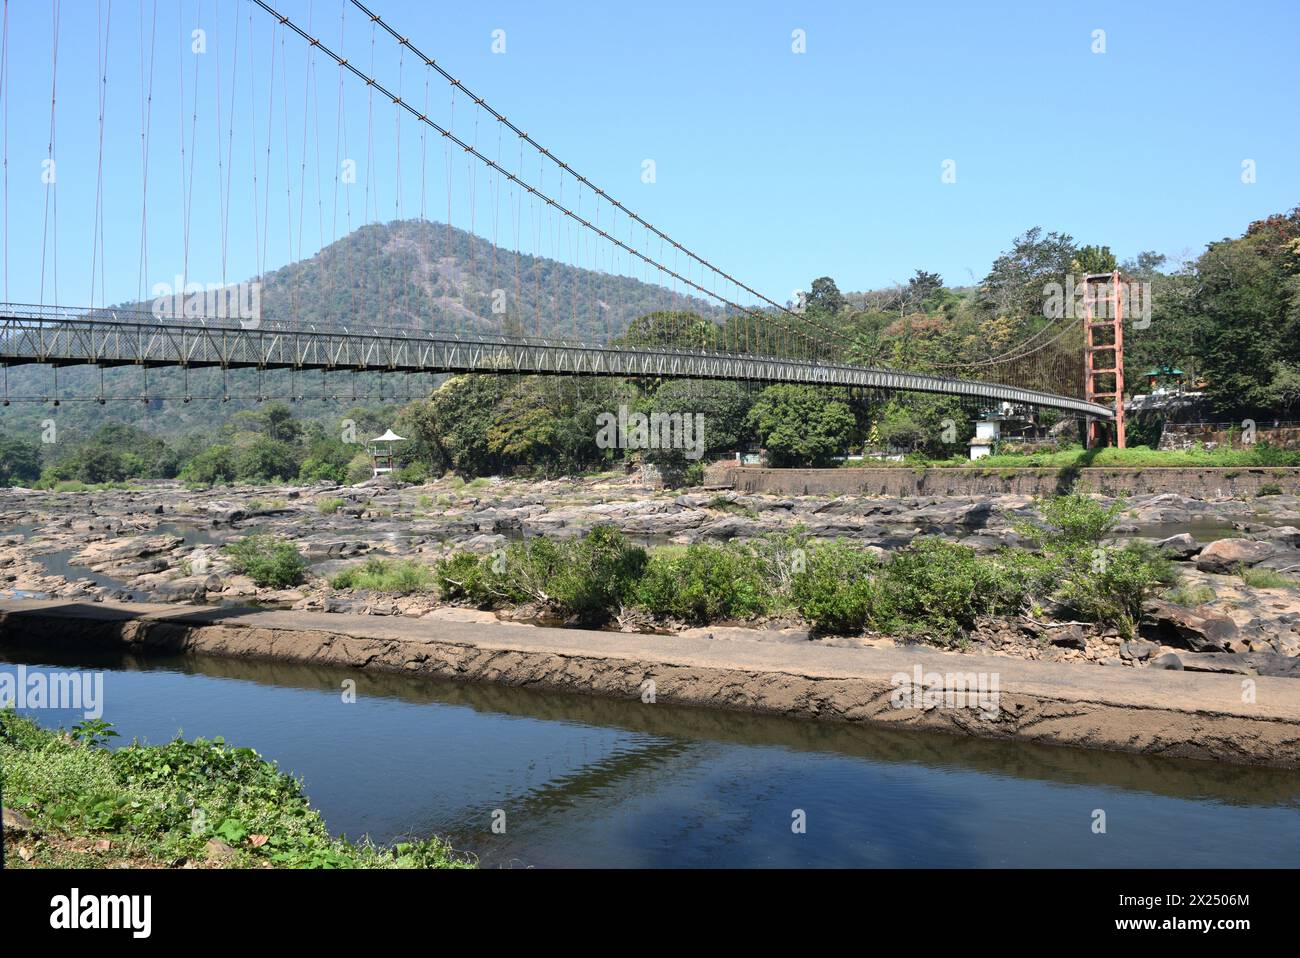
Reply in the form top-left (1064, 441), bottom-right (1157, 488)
top-left (3, 0), bottom-right (1297, 309)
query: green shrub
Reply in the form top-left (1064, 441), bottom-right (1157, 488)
top-left (1021, 492), bottom-right (1123, 550)
top-left (345, 452), bottom-right (373, 483)
top-left (330, 558), bottom-right (436, 594)
top-left (537, 526), bottom-right (646, 622)
top-left (433, 552), bottom-right (494, 604)
top-left (637, 543), bottom-right (773, 624)
top-left (398, 461), bottom-right (431, 484)
top-left (1057, 542), bottom-right (1179, 638)
top-left (435, 526), bottom-right (646, 624)
top-left (222, 534), bottom-right (307, 588)
top-left (1257, 483), bottom-right (1284, 497)
top-left (317, 497), bottom-right (345, 514)
top-left (791, 541), bottom-right (881, 634)
top-left (298, 458), bottom-right (348, 483)
top-left (877, 539), bottom-right (1027, 636)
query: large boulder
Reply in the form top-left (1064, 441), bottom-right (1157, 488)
top-left (1194, 538), bottom-right (1276, 574)
top-left (1143, 599), bottom-right (1238, 652)
top-left (1155, 533), bottom-right (1200, 560)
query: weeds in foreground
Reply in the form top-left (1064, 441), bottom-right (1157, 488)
top-left (0, 711), bottom-right (472, 870)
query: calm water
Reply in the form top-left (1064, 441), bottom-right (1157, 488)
top-left (2, 647), bottom-right (1299, 868)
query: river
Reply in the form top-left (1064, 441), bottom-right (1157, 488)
top-left (2, 646), bottom-right (1298, 868)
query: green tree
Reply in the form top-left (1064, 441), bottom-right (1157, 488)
top-left (804, 276), bottom-right (846, 318)
top-left (619, 310), bottom-right (718, 349)
top-left (260, 402), bottom-right (302, 443)
top-left (179, 446), bottom-right (237, 485)
top-left (405, 375), bottom-right (510, 477)
top-left (981, 226), bottom-right (1078, 326)
top-left (1073, 245), bottom-right (1118, 274)
top-left (0, 433), bottom-right (41, 486)
top-left (746, 385), bottom-right (855, 467)
top-left (1190, 208), bottom-right (1300, 413)
top-left (234, 437), bottom-right (301, 483)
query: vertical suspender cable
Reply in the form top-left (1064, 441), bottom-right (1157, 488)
top-left (39, 0), bottom-right (61, 307)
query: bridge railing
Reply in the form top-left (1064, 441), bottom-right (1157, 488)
top-left (0, 302), bottom-right (765, 359)
top-left (0, 303), bottom-right (1114, 419)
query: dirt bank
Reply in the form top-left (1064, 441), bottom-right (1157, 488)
top-left (2, 599), bottom-right (1297, 768)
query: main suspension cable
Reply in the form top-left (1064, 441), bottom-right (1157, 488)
top-left (249, 0), bottom-right (822, 354)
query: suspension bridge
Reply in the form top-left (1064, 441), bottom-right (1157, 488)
top-left (0, 0), bottom-right (1115, 425)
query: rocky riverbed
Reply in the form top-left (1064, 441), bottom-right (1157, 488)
top-left (2, 473), bottom-right (1299, 677)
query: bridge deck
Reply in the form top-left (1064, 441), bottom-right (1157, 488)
top-left (0, 306), bottom-right (1112, 418)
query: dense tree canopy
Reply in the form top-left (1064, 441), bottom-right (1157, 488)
top-left (745, 385), bottom-right (855, 467)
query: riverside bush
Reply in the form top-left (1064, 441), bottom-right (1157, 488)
top-left (1057, 542), bottom-right (1178, 638)
top-left (1018, 494), bottom-right (1178, 637)
top-left (435, 526), bottom-right (646, 624)
top-left (428, 496), bottom-right (1179, 641)
top-left (875, 539), bottom-right (1059, 636)
top-left (330, 558), bottom-right (436, 594)
top-left (790, 541), bottom-right (882, 634)
top-left (636, 543), bottom-right (773, 624)
top-left (433, 552), bottom-right (494, 603)
top-left (1022, 491), bottom-right (1124, 549)
top-left (222, 534), bottom-right (307, 588)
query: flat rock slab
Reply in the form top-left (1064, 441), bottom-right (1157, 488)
top-left (1, 599), bottom-right (1298, 768)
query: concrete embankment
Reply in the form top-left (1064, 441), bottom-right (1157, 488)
top-left (2, 599), bottom-right (1297, 767)
top-left (714, 465), bottom-right (1300, 498)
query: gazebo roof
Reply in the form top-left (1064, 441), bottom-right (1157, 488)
top-left (371, 429), bottom-right (406, 443)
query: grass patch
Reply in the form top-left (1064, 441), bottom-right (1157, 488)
top-left (1164, 583), bottom-right (1217, 606)
top-left (0, 711), bottom-right (471, 869)
top-left (330, 558), bottom-right (436, 594)
top-left (317, 496), bottom-right (346, 514)
top-left (1237, 566), bottom-right (1296, 589)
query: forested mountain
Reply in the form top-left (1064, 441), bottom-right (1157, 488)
top-left (0, 219), bottom-right (721, 441)
top-left (242, 218), bottom-right (723, 339)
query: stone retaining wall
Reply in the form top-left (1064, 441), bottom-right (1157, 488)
top-left (2, 599), bottom-right (1297, 767)
top-left (722, 466), bottom-right (1300, 499)
top-left (1160, 423), bottom-right (1300, 452)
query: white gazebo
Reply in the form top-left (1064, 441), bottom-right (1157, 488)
top-left (368, 429), bottom-right (407, 477)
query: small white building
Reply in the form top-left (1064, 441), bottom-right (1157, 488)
top-left (969, 419), bottom-right (1001, 460)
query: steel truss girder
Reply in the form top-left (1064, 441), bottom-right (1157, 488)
top-left (0, 312), bottom-right (1113, 418)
